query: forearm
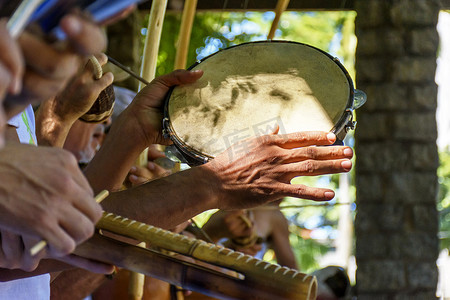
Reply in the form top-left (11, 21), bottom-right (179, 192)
top-left (84, 111), bottom-right (146, 193)
top-left (271, 219), bottom-right (298, 270)
top-left (34, 99), bottom-right (75, 147)
top-left (101, 165), bottom-right (218, 229)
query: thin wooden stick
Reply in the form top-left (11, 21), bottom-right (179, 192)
top-left (138, 0), bottom-right (168, 91)
top-left (131, 2), bottom-right (168, 298)
top-left (267, 0), bottom-right (290, 40)
top-left (134, 0), bottom-right (168, 171)
top-left (29, 190), bottom-right (110, 256)
top-left (174, 0), bottom-right (198, 70)
top-left (106, 56), bottom-right (150, 85)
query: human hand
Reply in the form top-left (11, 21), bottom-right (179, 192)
top-left (0, 18), bottom-right (25, 147)
top-left (205, 131), bottom-right (353, 210)
top-left (0, 230), bottom-right (43, 271)
top-left (4, 15), bottom-right (107, 118)
top-left (0, 143), bottom-right (102, 257)
top-left (121, 69), bottom-right (203, 149)
top-left (235, 243), bottom-right (263, 257)
top-left (223, 210), bottom-right (254, 239)
top-left (42, 53), bottom-right (114, 125)
top-left (128, 145), bottom-right (171, 186)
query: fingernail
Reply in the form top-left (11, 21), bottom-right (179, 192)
top-left (341, 160), bottom-right (352, 170)
top-left (130, 166), bottom-right (136, 172)
top-left (65, 16), bottom-right (82, 35)
top-left (326, 132), bottom-right (336, 142)
top-left (324, 191), bottom-right (334, 199)
top-left (147, 162), bottom-right (155, 170)
top-left (129, 174), bottom-right (137, 181)
top-left (191, 69), bottom-right (202, 74)
top-left (343, 147), bottom-right (353, 156)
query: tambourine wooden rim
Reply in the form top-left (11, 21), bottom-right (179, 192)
top-left (163, 40), bottom-right (356, 165)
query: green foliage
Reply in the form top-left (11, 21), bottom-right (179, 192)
top-left (438, 150), bottom-right (450, 249)
top-left (141, 11), bottom-right (357, 77)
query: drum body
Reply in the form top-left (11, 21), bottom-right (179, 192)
top-left (163, 41), bottom-right (364, 165)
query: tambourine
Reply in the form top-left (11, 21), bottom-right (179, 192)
top-left (163, 41), bottom-right (366, 165)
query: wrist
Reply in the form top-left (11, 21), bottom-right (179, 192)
top-left (35, 102), bottom-right (75, 147)
top-left (195, 162), bottom-right (224, 210)
top-left (108, 109), bottom-right (149, 153)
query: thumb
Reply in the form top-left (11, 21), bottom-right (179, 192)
top-left (137, 69), bottom-right (203, 107)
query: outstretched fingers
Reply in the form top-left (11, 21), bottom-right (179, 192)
top-left (281, 145), bottom-right (353, 164)
top-left (279, 158), bottom-right (352, 179)
top-left (262, 131), bottom-right (337, 149)
top-left (280, 183), bottom-right (335, 201)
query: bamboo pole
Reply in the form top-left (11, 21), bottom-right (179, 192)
top-left (139, 0), bottom-right (168, 90)
top-left (135, 0), bottom-right (169, 167)
top-left (131, 1), bottom-right (168, 298)
top-left (174, 0), bottom-right (198, 70)
top-left (80, 212), bottom-right (317, 300)
top-left (75, 233), bottom-right (316, 300)
top-left (267, 0), bottom-right (290, 40)
top-left (128, 242), bottom-right (147, 300)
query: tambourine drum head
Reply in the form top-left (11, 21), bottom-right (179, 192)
top-left (167, 42), bottom-right (352, 160)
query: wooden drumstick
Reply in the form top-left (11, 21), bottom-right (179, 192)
top-left (29, 190), bottom-right (110, 256)
top-left (106, 56), bottom-right (150, 86)
top-left (267, 0), bottom-right (290, 40)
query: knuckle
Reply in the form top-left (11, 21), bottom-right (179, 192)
top-left (295, 184), bottom-right (307, 194)
top-left (42, 61), bottom-right (59, 78)
top-left (80, 224), bottom-right (95, 242)
top-left (294, 132), bottom-right (307, 143)
top-left (34, 209), bottom-right (52, 228)
top-left (61, 150), bottom-right (78, 166)
top-left (302, 160), bottom-right (316, 174)
top-left (58, 239), bottom-right (76, 256)
top-left (57, 174), bottom-right (76, 194)
top-left (92, 205), bottom-right (103, 223)
top-left (22, 260), bottom-right (39, 272)
top-left (305, 147), bottom-right (317, 159)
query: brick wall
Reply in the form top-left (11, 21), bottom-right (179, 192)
top-left (354, 0), bottom-right (440, 298)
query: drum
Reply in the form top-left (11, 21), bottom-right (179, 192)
top-left (163, 41), bottom-right (366, 165)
